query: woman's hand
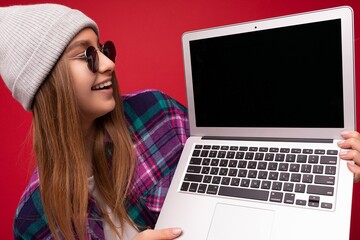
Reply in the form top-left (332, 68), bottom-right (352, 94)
top-left (133, 227), bottom-right (182, 240)
top-left (338, 131), bottom-right (360, 182)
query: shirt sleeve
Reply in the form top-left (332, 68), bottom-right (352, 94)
top-left (13, 169), bottom-right (52, 239)
top-left (123, 90), bottom-right (190, 230)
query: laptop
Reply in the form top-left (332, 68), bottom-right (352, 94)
top-left (155, 6), bottom-right (355, 240)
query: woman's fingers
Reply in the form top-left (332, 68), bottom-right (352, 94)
top-left (133, 228), bottom-right (182, 240)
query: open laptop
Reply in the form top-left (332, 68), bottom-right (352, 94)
top-left (155, 6), bottom-right (355, 240)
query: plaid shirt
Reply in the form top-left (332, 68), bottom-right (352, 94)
top-left (13, 90), bottom-right (189, 239)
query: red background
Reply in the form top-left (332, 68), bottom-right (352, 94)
top-left (1, 0), bottom-right (360, 239)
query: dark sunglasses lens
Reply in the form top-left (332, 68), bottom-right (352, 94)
top-left (86, 46), bottom-right (99, 73)
top-left (102, 41), bottom-right (116, 62)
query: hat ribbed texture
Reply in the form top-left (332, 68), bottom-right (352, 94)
top-left (0, 4), bottom-right (99, 111)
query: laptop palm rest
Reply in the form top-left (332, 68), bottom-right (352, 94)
top-left (207, 204), bottom-right (274, 240)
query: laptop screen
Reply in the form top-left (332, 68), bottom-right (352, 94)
top-left (190, 19), bottom-right (344, 128)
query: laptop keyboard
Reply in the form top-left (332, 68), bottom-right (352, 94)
top-left (180, 144), bottom-right (339, 210)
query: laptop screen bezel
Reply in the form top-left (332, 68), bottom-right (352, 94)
top-left (182, 6), bottom-right (356, 140)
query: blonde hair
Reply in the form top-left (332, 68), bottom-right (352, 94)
top-left (32, 55), bottom-right (135, 239)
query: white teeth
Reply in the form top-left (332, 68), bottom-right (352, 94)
top-left (92, 81), bottom-right (112, 90)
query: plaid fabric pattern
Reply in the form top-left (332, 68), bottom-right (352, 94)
top-left (13, 90), bottom-right (189, 239)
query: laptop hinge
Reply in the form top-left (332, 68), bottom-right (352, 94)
top-left (201, 136), bottom-right (334, 143)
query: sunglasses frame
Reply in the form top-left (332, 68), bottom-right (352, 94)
top-left (70, 41), bottom-right (116, 73)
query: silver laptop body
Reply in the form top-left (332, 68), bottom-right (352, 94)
top-left (156, 6), bottom-right (356, 240)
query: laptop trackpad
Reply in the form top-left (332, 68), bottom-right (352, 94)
top-left (207, 203), bottom-right (274, 240)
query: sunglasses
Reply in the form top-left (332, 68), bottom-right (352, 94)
top-left (71, 41), bottom-right (116, 73)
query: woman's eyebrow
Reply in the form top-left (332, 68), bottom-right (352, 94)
top-left (66, 40), bottom-right (92, 53)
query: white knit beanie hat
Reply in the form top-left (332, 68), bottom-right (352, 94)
top-left (0, 4), bottom-right (99, 111)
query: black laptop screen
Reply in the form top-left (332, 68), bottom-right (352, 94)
top-left (190, 19), bottom-right (344, 128)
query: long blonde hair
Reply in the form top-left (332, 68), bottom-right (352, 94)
top-left (32, 55), bottom-right (135, 239)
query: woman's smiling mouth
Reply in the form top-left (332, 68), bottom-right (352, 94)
top-left (91, 80), bottom-right (112, 90)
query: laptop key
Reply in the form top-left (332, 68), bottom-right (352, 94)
top-left (313, 165), bottom-right (324, 174)
top-left (307, 185), bottom-right (334, 196)
top-left (202, 158), bottom-right (211, 165)
top-left (270, 191), bottom-right (283, 202)
top-left (284, 193), bottom-right (295, 204)
top-left (255, 152), bottom-right (265, 160)
top-left (268, 162), bottom-right (278, 170)
top-left (211, 159), bottom-right (220, 166)
top-left (238, 160), bottom-right (247, 168)
top-left (303, 149), bottom-right (313, 154)
top-left (240, 179), bottom-right (250, 187)
top-left (291, 148), bottom-right (301, 153)
top-left (302, 174), bottom-right (313, 183)
top-left (261, 181), bottom-right (271, 189)
top-left (189, 183), bottom-right (198, 192)
top-left (308, 155), bottom-right (319, 163)
top-left (181, 182), bottom-right (190, 191)
top-left (201, 166), bottom-right (210, 174)
top-left (320, 156), bottom-right (337, 165)
top-left (184, 174), bottom-right (203, 182)
top-left (289, 163), bottom-right (300, 172)
top-left (229, 160), bottom-right (238, 167)
top-left (217, 151), bottom-right (226, 158)
top-left (198, 184), bottom-right (207, 193)
top-left (285, 154), bottom-right (296, 162)
top-left (238, 169), bottom-right (248, 177)
top-left (301, 164), bottom-right (312, 173)
top-left (283, 183), bottom-right (294, 192)
top-left (203, 175), bottom-right (212, 183)
top-left (259, 147), bottom-right (269, 152)
top-left (308, 195), bottom-right (320, 207)
top-left (325, 166), bottom-right (337, 175)
top-left (295, 183), bottom-right (306, 193)
top-left (209, 150), bottom-right (218, 158)
top-left (327, 150), bottom-right (338, 155)
top-left (297, 154), bottom-right (307, 163)
top-left (321, 202), bottom-right (333, 209)
top-left (265, 153), bottom-right (275, 161)
top-left (296, 199), bottom-right (307, 206)
top-left (279, 172), bottom-right (290, 181)
top-left (315, 149), bottom-right (326, 154)
top-left (235, 152), bottom-right (245, 159)
top-left (250, 180), bottom-right (261, 188)
top-left (207, 185), bottom-right (219, 194)
top-left (228, 168), bottom-right (238, 176)
top-left (245, 152), bottom-right (255, 160)
top-left (226, 151), bottom-right (235, 159)
top-left (190, 157), bottom-right (202, 165)
top-left (187, 165), bottom-right (201, 173)
top-left (230, 178), bottom-right (240, 186)
top-left (272, 182), bottom-right (282, 190)
top-left (212, 176), bottom-right (221, 184)
top-left (280, 148), bottom-right (290, 153)
top-left (275, 153), bottom-right (285, 161)
top-left (219, 186), bottom-right (269, 201)
top-left (221, 177), bottom-right (231, 185)
top-left (192, 150), bottom-right (201, 156)
top-left (315, 175), bottom-right (335, 185)
top-left (270, 148), bottom-right (279, 152)
top-left (200, 150), bottom-right (209, 157)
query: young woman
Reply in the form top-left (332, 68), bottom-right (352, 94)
top-left (1, 4), bottom-right (186, 240)
top-left (1, 3), bottom-right (360, 240)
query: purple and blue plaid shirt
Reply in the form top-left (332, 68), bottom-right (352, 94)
top-left (13, 90), bottom-right (190, 239)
